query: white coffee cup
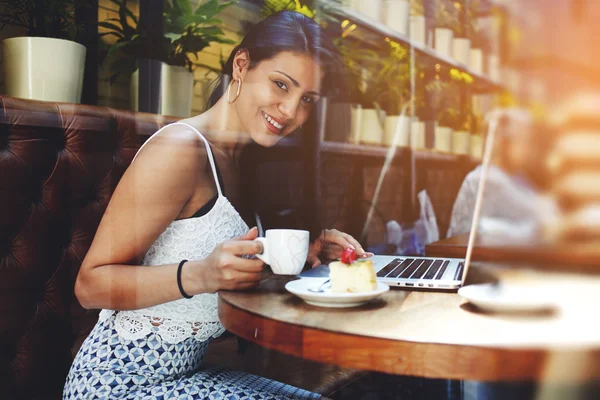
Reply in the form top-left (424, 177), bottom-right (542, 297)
top-left (254, 229), bottom-right (310, 275)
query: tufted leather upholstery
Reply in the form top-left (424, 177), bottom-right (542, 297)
top-left (0, 96), bottom-right (175, 399)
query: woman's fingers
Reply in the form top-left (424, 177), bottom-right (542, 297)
top-left (340, 232), bottom-right (367, 256)
top-left (308, 255), bottom-right (321, 268)
top-left (323, 229), bottom-right (353, 249)
top-left (233, 257), bottom-right (265, 273)
top-left (220, 238), bottom-right (264, 256)
top-left (324, 229), bottom-right (368, 257)
top-left (236, 226), bottom-right (259, 240)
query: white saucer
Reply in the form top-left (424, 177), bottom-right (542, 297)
top-left (458, 283), bottom-right (556, 313)
top-left (285, 278), bottom-right (389, 308)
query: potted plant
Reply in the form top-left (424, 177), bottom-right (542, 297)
top-left (344, 45), bottom-right (390, 145)
top-left (378, 40), bottom-right (412, 147)
top-left (436, 107), bottom-right (459, 152)
top-left (449, 1), bottom-right (474, 65)
top-left (409, 0), bottom-right (426, 45)
top-left (0, 0), bottom-right (87, 103)
top-left (357, 66), bottom-right (386, 145)
top-left (100, 0), bottom-right (236, 117)
top-left (408, 66), bottom-right (434, 149)
top-left (452, 112), bottom-right (471, 154)
top-left (469, 27), bottom-right (488, 74)
top-left (434, 0), bottom-right (459, 57)
top-left (339, 43), bottom-right (385, 145)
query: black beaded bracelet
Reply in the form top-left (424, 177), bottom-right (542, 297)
top-left (177, 259), bottom-right (193, 299)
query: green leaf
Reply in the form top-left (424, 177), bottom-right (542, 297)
top-left (218, 1), bottom-right (237, 12)
top-left (202, 36), bottom-right (236, 45)
top-left (98, 21), bottom-right (124, 34)
top-left (114, 0), bottom-right (137, 36)
top-left (195, 0), bottom-right (221, 19)
top-left (107, 39), bottom-right (133, 57)
top-left (174, 0), bottom-right (193, 15)
top-left (180, 36), bottom-right (210, 53)
top-left (165, 32), bottom-right (184, 42)
top-left (195, 26), bottom-right (224, 36)
top-left (110, 0), bottom-right (138, 24)
top-left (99, 31), bottom-right (124, 39)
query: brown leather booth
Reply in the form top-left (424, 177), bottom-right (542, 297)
top-left (0, 96), bottom-right (358, 399)
top-left (0, 96), bottom-right (175, 399)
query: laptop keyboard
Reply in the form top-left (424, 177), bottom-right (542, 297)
top-left (376, 258), bottom-right (457, 280)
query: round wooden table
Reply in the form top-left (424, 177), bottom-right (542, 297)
top-left (219, 268), bottom-right (600, 383)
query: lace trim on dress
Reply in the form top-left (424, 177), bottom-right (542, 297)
top-left (98, 310), bottom-right (226, 344)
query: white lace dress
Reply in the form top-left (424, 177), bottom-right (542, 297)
top-left (63, 123), bottom-right (320, 399)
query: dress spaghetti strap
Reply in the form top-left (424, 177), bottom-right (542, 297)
top-left (132, 122), bottom-right (222, 197)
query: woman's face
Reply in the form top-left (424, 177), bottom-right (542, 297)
top-left (232, 51), bottom-right (324, 147)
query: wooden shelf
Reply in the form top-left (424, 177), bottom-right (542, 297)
top-left (320, 0), bottom-right (503, 93)
top-left (320, 141), bottom-right (480, 163)
top-left (320, 141), bottom-right (409, 158)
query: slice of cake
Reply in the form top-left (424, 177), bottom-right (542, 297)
top-left (329, 248), bottom-right (377, 293)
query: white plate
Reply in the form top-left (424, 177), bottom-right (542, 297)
top-left (458, 283), bottom-right (556, 313)
top-left (285, 278), bottom-right (389, 308)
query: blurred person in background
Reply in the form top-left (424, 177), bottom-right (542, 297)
top-left (447, 111), bottom-right (558, 239)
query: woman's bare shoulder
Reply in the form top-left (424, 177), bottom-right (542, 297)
top-left (134, 123), bottom-right (210, 172)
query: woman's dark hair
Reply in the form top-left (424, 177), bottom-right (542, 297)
top-left (206, 11), bottom-right (349, 243)
top-left (207, 10), bottom-right (345, 107)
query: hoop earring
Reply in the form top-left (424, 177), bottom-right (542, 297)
top-left (227, 77), bottom-right (242, 104)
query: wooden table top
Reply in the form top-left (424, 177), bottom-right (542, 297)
top-left (426, 233), bottom-right (600, 273)
top-left (219, 268), bottom-right (600, 383)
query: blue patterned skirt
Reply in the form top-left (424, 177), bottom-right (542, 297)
top-left (63, 313), bottom-right (321, 399)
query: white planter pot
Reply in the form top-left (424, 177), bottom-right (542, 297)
top-left (452, 37), bottom-right (471, 65)
top-left (488, 54), bottom-right (500, 82)
top-left (2, 37), bottom-right (86, 103)
top-left (350, 104), bottom-right (363, 144)
top-left (383, 115), bottom-right (411, 147)
top-left (410, 15), bottom-right (426, 45)
top-left (410, 119), bottom-right (425, 149)
top-left (161, 64), bottom-right (194, 117)
top-left (360, 108), bottom-right (385, 144)
top-left (435, 126), bottom-right (453, 152)
top-left (470, 134), bottom-right (483, 159)
top-left (358, 0), bottom-right (382, 21)
top-left (469, 48), bottom-right (484, 74)
top-left (452, 130), bottom-right (470, 154)
top-left (384, 1), bottom-right (410, 36)
top-left (434, 28), bottom-right (454, 57)
top-left (131, 63), bottom-right (194, 117)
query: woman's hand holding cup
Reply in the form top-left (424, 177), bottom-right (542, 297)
top-left (200, 227), bottom-right (265, 293)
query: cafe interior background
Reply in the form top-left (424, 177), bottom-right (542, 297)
top-left (1, 0), bottom-right (599, 399)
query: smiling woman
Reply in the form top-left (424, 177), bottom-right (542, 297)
top-left (64, 10), bottom-right (359, 400)
top-left (205, 10), bottom-right (348, 242)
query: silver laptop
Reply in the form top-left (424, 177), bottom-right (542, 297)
top-left (300, 109), bottom-right (503, 291)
